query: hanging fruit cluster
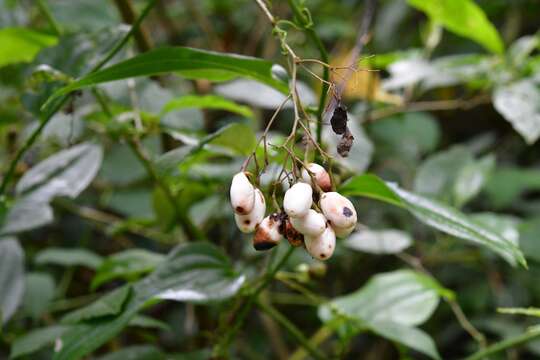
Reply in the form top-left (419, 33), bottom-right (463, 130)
top-left (230, 163), bottom-right (357, 260)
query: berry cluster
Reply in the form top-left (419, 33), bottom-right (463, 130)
top-left (230, 163), bottom-right (357, 260)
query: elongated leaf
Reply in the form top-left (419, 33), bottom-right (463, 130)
top-left (208, 123), bottom-right (257, 156)
top-left (407, 0), bottom-right (504, 54)
top-left (0, 27), bottom-right (58, 67)
top-left (162, 95), bottom-right (254, 118)
top-left (22, 272), bottom-right (55, 319)
top-left (44, 47), bottom-right (289, 111)
top-left (54, 243), bottom-right (244, 360)
top-left (35, 247), bottom-right (103, 269)
top-left (0, 237), bottom-right (24, 324)
top-left (62, 286), bottom-right (132, 324)
top-left (11, 325), bottom-right (69, 358)
top-left (340, 174), bottom-right (526, 267)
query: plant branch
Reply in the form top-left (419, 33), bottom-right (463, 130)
top-left (0, 0), bottom-right (158, 196)
top-left (256, 299), bottom-right (327, 360)
top-left (464, 326), bottom-right (540, 360)
top-left (323, 0), bottom-right (377, 122)
top-left (213, 246), bottom-right (295, 356)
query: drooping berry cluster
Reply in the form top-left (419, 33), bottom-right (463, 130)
top-left (229, 163), bottom-right (357, 260)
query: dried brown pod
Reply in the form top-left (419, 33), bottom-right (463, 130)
top-left (253, 213), bottom-right (283, 251)
top-left (337, 128), bottom-right (354, 157)
top-left (330, 103), bottom-right (348, 135)
top-left (284, 218), bottom-right (305, 247)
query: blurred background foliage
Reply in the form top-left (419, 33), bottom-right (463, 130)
top-left (1, 0), bottom-right (540, 359)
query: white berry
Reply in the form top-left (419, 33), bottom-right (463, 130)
top-left (234, 189), bottom-right (266, 233)
top-left (290, 209), bottom-right (326, 237)
top-left (320, 192), bottom-right (357, 229)
top-left (253, 213), bottom-right (283, 251)
top-left (283, 182), bottom-right (312, 218)
top-left (301, 163), bottom-right (332, 192)
top-left (305, 225), bottom-right (336, 260)
top-left (230, 172), bottom-right (255, 215)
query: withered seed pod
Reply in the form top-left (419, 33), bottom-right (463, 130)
top-left (330, 103), bottom-right (348, 135)
top-left (253, 213), bottom-right (283, 251)
top-left (284, 218), bottom-right (304, 247)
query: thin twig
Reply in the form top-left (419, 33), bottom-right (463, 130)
top-left (464, 326), bottom-right (540, 360)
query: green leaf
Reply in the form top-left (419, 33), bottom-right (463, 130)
top-left (345, 229), bottom-right (412, 254)
top-left (129, 315), bottom-right (171, 331)
top-left (519, 217), bottom-right (540, 262)
top-left (35, 247), bottom-right (103, 269)
top-left (319, 270), bottom-right (447, 359)
top-left (371, 321), bottom-right (441, 359)
top-left (1, 142), bottom-right (103, 234)
top-left (162, 95), bottom-right (254, 119)
top-left (0, 237), bottom-right (24, 324)
top-left (493, 79), bottom-right (540, 144)
top-left (0, 27), bottom-right (58, 67)
top-left (407, 0), bottom-right (504, 54)
top-left (207, 123), bottom-right (257, 156)
top-left (453, 154), bottom-right (495, 207)
top-left (44, 47), bottom-right (289, 111)
top-left (95, 345), bottom-right (165, 360)
top-left (62, 286), bottom-right (132, 324)
top-left (10, 325), bottom-right (69, 358)
top-left (91, 249), bottom-right (165, 289)
top-left (22, 272), bottom-right (55, 319)
top-left (340, 174), bottom-right (527, 267)
top-left (319, 270), bottom-right (448, 327)
top-left (54, 243), bottom-right (244, 360)
top-left (485, 167), bottom-right (540, 208)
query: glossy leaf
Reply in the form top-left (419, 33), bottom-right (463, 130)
top-left (62, 286), bottom-right (132, 324)
top-left (407, 0), bottom-right (504, 54)
top-left (44, 47), bottom-right (289, 110)
top-left (0, 27), bottom-right (58, 67)
top-left (162, 95), bottom-right (254, 118)
top-left (340, 174), bottom-right (526, 267)
top-left (493, 79), bottom-right (540, 144)
top-left (345, 229), bottom-right (412, 254)
top-left (453, 154), bottom-right (495, 207)
top-left (54, 243), bottom-right (244, 360)
top-left (35, 247), bottom-right (103, 269)
top-left (208, 123), bottom-right (257, 156)
top-left (1, 143), bottom-right (103, 234)
top-left (0, 237), bottom-right (24, 324)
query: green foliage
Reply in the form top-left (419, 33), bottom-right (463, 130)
top-left (0, 27), bottom-right (58, 67)
top-left (407, 0), bottom-right (504, 53)
top-left (2, 0), bottom-right (540, 359)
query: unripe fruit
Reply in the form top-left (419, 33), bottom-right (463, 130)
top-left (253, 213), bottom-right (283, 251)
top-left (305, 225), bottom-right (336, 260)
top-left (230, 172), bottom-right (255, 215)
top-left (333, 223), bottom-right (356, 238)
top-left (320, 192), bottom-right (357, 229)
top-left (290, 209), bottom-right (326, 237)
top-left (301, 163), bottom-right (332, 192)
top-left (234, 189), bottom-right (266, 233)
top-left (284, 219), bottom-right (304, 247)
top-left (283, 182), bottom-right (312, 218)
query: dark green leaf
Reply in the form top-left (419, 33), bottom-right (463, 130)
top-left (407, 0), bottom-right (504, 54)
top-left (44, 47), bottom-right (289, 111)
top-left (340, 174), bottom-right (526, 267)
top-left (91, 250), bottom-right (165, 289)
top-left (22, 272), bottom-right (55, 319)
top-left (0, 237), bottom-right (24, 324)
top-left (128, 315), bottom-right (171, 331)
top-left (371, 321), bottom-right (441, 359)
top-left (208, 123), bottom-right (257, 156)
top-left (10, 325), bottom-right (69, 358)
top-left (62, 286), bottom-right (132, 324)
top-left (54, 243), bottom-right (244, 360)
top-left (35, 247), bottom-right (103, 269)
top-left (95, 345), bottom-right (165, 360)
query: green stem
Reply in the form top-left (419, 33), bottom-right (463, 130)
top-left (286, 0), bottom-right (329, 144)
top-left (213, 246), bottom-right (295, 356)
top-left (256, 300), bottom-right (327, 360)
top-left (464, 327), bottom-right (540, 360)
top-left (0, 0), bottom-right (158, 196)
top-left (36, 0), bottom-right (62, 36)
